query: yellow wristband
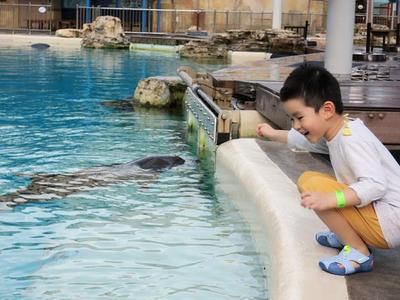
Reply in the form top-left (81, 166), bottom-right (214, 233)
top-left (336, 191), bottom-right (346, 208)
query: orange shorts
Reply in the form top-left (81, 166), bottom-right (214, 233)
top-left (298, 171), bottom-right (389, 249)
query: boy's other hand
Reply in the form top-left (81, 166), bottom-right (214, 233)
top-left (300, 191), bottom-right (336, 211)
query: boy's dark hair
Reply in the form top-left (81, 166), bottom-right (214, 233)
top-left (280, 64), bottom-right (344, 114)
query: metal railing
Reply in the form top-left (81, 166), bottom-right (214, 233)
top-left (76, 6), bottom-right (276, 34)
top-left (282, 12), bottom-right (326, 35)
top-left (0, 3), bottom-right (53, 34)
top-left (76, 6), bottom-right (331, 35)
top-left (2, 4), bottom-right (398, 37)
top-left (355, 13), bottom-right (400, 30)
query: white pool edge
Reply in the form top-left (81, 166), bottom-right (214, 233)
top-left (216, 139), bottom-right (348, 300)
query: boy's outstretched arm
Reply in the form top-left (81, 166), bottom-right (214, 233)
top-left (256, 123), bottom-right (289, 144)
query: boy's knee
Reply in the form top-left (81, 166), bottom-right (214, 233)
top-left (297, 171), bottom-right (330, 192)
top-left (297, 171), bottom-right (318, 192)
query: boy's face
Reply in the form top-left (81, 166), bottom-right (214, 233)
top-left (282, 97), bottom-right (328, 143)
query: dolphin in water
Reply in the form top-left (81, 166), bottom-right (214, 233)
top-left (0, 155), bottom-right (185, 206)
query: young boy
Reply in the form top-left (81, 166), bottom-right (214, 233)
top-left (256, 64), bottom-right (400, 276)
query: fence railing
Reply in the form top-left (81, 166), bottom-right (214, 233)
top-left (0, 3), bottom-right (53, 34)
top-left (1, 4), bottom-right (399, 37)
top-left (355, 13), bottom-right (400, 29)
top-left (76, 6), bottom-right (276, 34)
top-left (76, 6), bottom-right (329, 35)
top-left (282, 12), bottom-right (327, 34)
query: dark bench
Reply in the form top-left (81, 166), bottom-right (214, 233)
top-left (366, 23), bottom-right (400, 52)
top-left (284, 20), bottom-right (309, 40)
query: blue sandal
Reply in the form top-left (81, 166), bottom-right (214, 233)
top-left (315, 231), bottom-right (343, 249)
top-left (319, 245), bottom-right (374, 275)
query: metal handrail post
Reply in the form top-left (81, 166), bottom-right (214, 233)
top-left (196, 10), bottom-right (200, 31)
top-left (173, 9), bottom-right (176, 33)
top-left (76, 4), bottom-right (79, 29)
top-left (225, 10), bottom-right (229, 30)
top-left (28, 2), bottom-right (31, 34)
top-left (213, 9), bottom-right (216, 33)
top-left (304, 20), bottom-right (309, 40)
top-left (261, 11), bottom-right (264, 28)
top-left (366, 22), bottom-right (372, 53)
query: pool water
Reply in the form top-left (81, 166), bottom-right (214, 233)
top-left (0, 46), bottom-right (267, 299)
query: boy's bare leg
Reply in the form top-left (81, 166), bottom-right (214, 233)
top-left (316, 209), bottom-right (370, 268)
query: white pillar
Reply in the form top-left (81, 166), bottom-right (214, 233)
top-left (272, 0), bottom-right (282, 30)
top-left (366, 0), bottom-right (374, 24)
top-left (324, 0), bottom-right (356, 78)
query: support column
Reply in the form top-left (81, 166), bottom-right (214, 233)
top-left (85, 0), bottom-right (91, 23)
top-left (397, 0), bottom-right (400, 21)
top-left (141, 0), bottom-right (148, 32)
top-left (397, 0), bottom-right (400, 46)
top-left (157, 0), bottom-right (161, 32)
top-left (366, 0), bottom-right (374, 24)
top-left (272, 0), bottom-right (282, 30)
top-left (324, 0), bottom-right (356, 79)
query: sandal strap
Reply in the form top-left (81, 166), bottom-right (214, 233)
top-left (319, 245), bottom-right (373, 275)
top-left (339, 245), bottom-right (371, 264)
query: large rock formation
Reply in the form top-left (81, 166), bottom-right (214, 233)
top-left (179, 29), bottom-right (305, 58)
top-left (81, 16), bottom-right (130, 49)
top-left (133, 76), bottom-right (187, 108)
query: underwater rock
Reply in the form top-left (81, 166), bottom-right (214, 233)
top-left (100, 99), bottom-right (135, 111)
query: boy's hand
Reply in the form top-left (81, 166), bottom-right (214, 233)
top-left (300, 191), bottom-right (336, 211)
top-left (255, 123), bottom-right (289, 144)
top-left (256, 123), bottom-right (275, 139)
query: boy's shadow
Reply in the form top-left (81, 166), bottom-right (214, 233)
top-left (347, 247), bottom-right (400, 300)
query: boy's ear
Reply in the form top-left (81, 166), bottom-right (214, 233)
top-left (320, 101), bottom-right (336, 119)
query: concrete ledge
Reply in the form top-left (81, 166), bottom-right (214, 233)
top-left (129, 43), bottom-right (181, 53)
top-left (215, 138), bottom-right (348, 300)
top-left (0, 34), bottom-right (81, 49)
top-left (228, 50), bottom-right (272, 65)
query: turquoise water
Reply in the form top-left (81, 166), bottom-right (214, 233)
top-left (0, 46), bottom-right (267, 299)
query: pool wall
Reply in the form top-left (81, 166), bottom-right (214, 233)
top-left (216, 138), bottom-right (349, 300)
